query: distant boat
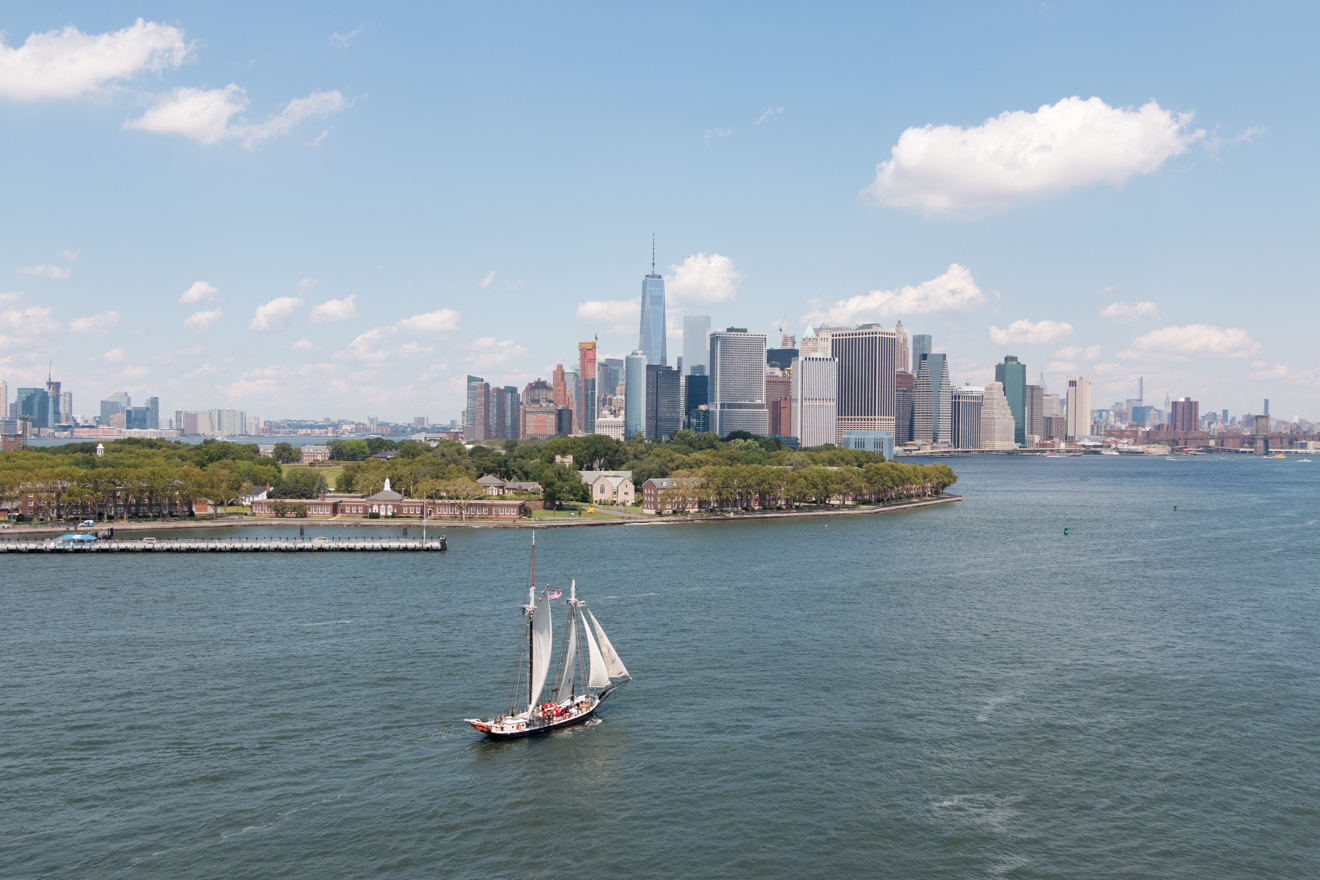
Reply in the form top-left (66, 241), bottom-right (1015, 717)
top-left (1299, 459), bottom-right (1313, 463)
top-left (467, 535), bottom-right (631, 739)
top-left (1101, 448), bottom-right (1120, 456)
top-left (1272, 453), bottom-right (1287, 459)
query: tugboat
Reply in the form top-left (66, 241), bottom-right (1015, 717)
top-left (467, 535), bottom-right (630, 739)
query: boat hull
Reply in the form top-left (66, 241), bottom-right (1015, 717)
top-left (470, 703), bottom-right (598, 739)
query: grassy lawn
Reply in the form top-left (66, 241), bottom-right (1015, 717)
top-left (530, 506), bottom-right (636, 521)
top-left (280, 464), bottom-right (345, 490)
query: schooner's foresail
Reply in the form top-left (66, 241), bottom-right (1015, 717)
top-left (555, 610), bottom-right (577, 700)
top-left (581, 611), bottom-right (612, 689)
top-left (466, 542), bottom-right (632, 739)
top-left (588, 609), bottom-right (629, 680)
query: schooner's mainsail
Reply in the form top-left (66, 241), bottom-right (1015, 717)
top-left (467, 534), bottom-right (631, 739)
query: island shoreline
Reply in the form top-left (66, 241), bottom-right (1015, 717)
top-left (2, 494), bottom-right (961, 535)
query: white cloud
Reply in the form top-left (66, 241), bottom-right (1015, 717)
top-left (184, 308), bottom-right (224, 334)
top-left (988, 319), bottom-right (1073, 345)
top-left (1205, 125), bottom-right (1266, 158)
top-left (296, 278), bottom-right (318, 297)
top-left (339, 309), bottom-right (461, 361)
top-left (805, 263), bottom-right (984, 325)
top-left (396, 309), bottom-right (461, 334)
top-left (0, 300), bottom-right (61, 338)
top-left (68, 311), bottom-right (121, 334)
top-left (180, 281), bottom-right (218, 303)
top-left (1119, 324), bottom-right (1259, 360)
top-left (175, 344), bottom-right (206, 356)
top-left (183, 363), bottom-right (215, 378)
top-left (756, 106), bottom-right (786, 125)
top-left (666, 253), bottom-right (743, 307)
top-left (865, 97), bottom-right (1205, 216)
top-left (249, 296), bottom-right (305, 331)
top-left (1053, 345), bottom-right (1102, 360)
top-left (329, 26), bottom-right (364, 49)
top-left (57, 249), bottom-right (80, 261)
top-left (309, 295), bottom-right (357, 323)
top-left (17, 264), bottom-right (70, 279)
top-left (308, 130), bottom-right (328, 148)
top-left (124, 86), bottom-right (347, 147)
top-left (103, 348), bottom-right (125, 363)
top-left (479, 270), bottom-right (496, 289)
top-left (467, 337), bottom-right (527, 370)
top-left (1099, 300), bottom-right (1160, 322)
top-left (0, 19), bottom-right (190, 101)
top-left (576, 298), bottom-right (639, 334)
top-left (703, 126), bottom-right (731, 142)
top-left (292, 338), bottom-right (316, 350)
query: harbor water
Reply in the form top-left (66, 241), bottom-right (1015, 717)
top-left (2, 455), bottom-right (1318, 878)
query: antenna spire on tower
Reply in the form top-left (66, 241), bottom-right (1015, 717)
top-left (651, 234), bottom-right (655, 274)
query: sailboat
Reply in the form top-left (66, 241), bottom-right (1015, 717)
top-left (467, 535), bottom-right (631, 739)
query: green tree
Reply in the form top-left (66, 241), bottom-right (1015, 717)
top-left (272, 442), bottom-right (299, 463)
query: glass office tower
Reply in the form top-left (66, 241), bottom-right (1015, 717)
top-left (639, 271), bottom-right (667, 367)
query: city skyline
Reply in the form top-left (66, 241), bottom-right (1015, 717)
top-left (2, 6), bottom-right (1318, 422)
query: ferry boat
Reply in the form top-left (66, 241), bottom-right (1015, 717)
top-left (467, 535), bottom-right (630, 739)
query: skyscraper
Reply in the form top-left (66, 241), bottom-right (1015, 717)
top-left (894, 370), bottom-right (915, 443)
top-left (639, 251), bottom-right (666, 367)
top-left (146, 396), bottom-right (160, 431)
top-left (995, 356), bottom-right (1027, 445)
top-left (1066, 376), bottom-right (1092, 440)
top-left (16, 388), bottom-right (52, 428)
top-left (0, 379), bottom-right (7, 420)
top-left (951, 385), bottom-right (983, 450)
top-left (913, 353), bottom-right (951, 445)
top-left (766, 372), bottom-right (792, 436)
top-left (1170, 397), bottom-right (1199, 432)
top-left (830, 324), bottom-right (897, 443)
top-left (709, 328), bottom-right (768, 436)
top-left (625, 350), bottom-right (647, 440)
top-left (465, 375), bottom-right (490, 441)
top-left (910, 334), bottom-right (932, 373)
top-left (60, 391), bottom-right (73, 425)
top-left (684, 372), bottom-right (709, 430)
top-left (682, 315), bottom-right (710, 376)
top-left (578, 341), bottom-right (597, 435)
top-left (980, 382), bottom-right (1016, 449)
top-left (644, 364), bottom-right (682, 440)
top-left (791, 355), bottom-right (838, 448)
top-left (100, 392), bottom-right (130, 426)
top-left (46, 374), bottom-right (61, 425)
top-left (1024, 384), bottom-right (1044, 444)
top-left (894, 321), bottom-right (909, 380)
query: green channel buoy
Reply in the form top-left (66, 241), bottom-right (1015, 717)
top-left (1174, 505), bottom-right (1178, 510)
top-left (1064, 527), bottom-right (1069, 535)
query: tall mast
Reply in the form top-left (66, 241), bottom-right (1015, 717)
top-left (528, 531), bottom-right (536, 708)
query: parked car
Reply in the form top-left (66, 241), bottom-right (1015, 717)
top-left (78, 520), bottom-right (96, 528)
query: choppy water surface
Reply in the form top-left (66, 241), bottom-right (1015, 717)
top-left (3, 456), bottom-right (1318, 878)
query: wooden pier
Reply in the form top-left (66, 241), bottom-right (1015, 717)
top-left (0, 536), bottom-right (447, 554)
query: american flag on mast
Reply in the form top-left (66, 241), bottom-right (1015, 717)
top-left (547, 588), bottom-right (563, 600)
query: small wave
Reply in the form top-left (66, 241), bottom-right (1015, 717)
top-left (297, 620), bottom-right (355, 626)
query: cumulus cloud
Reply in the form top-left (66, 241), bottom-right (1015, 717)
top-left (805, 263), bottom-right (984, 325)
top-left (467, 337), bottom-right (527, 370)
top-left (340, 309), bottom-right (462, 361)
top-left (183, 308), bottom-right (224, 334)
top-left (249, 296), bottom-right (304, 331)
top-left (988, 319), bottom-right (1073, 345)
top-left (180, 281), bottom-right (218, 303)
top-left (1053, 345), bottom-right (1102, 360)
top-left (576, 298), bottom-right (639, 334)
top-left (865, 96), bottom-right (1205, 216)
top-left (0, 19), bottom-right (190, 101)
top-left (124, 85), bottom-right (347, 147)
top-left (68, 311), bottom-right (121, 334)
top-left (1119, 324), bottom-right (1259, 359)
top-left (0, 299), bottom-right (61, 339)
top-left (396, 309), bottom-right (461, 334)
top-left (17, 264), bottom-right (70, 279)
top-left (292, 338), bottom-right (316, 350)
top-left (667, 253), bottom-right (743, 307)
top-left (103, 347), bottom-right (125, 363)
top-left (309, 295), bottom-right (357, 323)
top-left (1099, 300), bottom-right (1160, 322)
top-left (479, 270), bottom-right (496, 289)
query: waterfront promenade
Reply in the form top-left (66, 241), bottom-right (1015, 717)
top-left (0, 536), bottom-right (447, 553)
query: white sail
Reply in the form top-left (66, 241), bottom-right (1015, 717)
top-left (529, 595), bottom-right (553, 709)
top-left (555, 609), bottom-right (577, 700)
top-left (581, 610), bottom-right (611, 688)
top-left (588, 609), bottom-right (629, 679)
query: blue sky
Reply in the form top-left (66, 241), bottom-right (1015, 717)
top-left (2, 2), bottom-right (1317, 423)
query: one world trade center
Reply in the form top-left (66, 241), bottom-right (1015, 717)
top-left (638, 243), bottom-right (666, 367)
